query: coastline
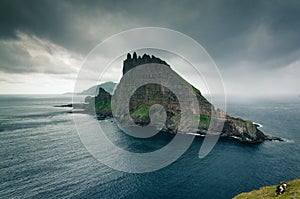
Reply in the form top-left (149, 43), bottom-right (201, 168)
top-left (60, 106), bottom-right (284, 144)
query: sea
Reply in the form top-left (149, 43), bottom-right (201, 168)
top-left (1, 94), bottom-right (300, 198)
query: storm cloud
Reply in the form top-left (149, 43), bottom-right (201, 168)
top-left (0, 0), bottom-right (299, 95)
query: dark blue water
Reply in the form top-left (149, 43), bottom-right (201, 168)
top-left (1, 95), bottom-right (300, 198)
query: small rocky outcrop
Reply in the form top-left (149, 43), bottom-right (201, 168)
top-left (85, 88), bottom-right (112, 119)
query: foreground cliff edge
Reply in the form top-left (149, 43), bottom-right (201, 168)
top-left (233, 178), bottom-right (300, 198)
top-left (82, 52), bottom-right (282, 143)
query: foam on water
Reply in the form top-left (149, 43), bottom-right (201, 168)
top-left (253, 122), bottom-right (263, 128)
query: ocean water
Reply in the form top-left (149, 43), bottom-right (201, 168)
top-left (1, 95), bottom-right (300, 198)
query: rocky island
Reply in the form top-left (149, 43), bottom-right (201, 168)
top-left (84, 52), bottom-right (282, 143)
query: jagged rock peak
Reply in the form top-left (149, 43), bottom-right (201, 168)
top-left (95, 87), bottom-right (111, 101)
top-left (123, 52), bottom-right (170, 75)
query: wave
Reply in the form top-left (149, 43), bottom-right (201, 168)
top-left (229, 136), bottom-right (243, 141)
top-left (185, 132), bottom-right (205, 137)
top-left (14, 110), bottom-right (68, 119)
top-left (281, 138), bottom-right (295, 143)
top-left (252, 122), bottom-right (263, 128)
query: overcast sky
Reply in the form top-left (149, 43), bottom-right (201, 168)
top-left (0, 0), bottom-right (299, 97)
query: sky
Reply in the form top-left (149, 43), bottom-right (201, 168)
top-left (0, 0), bottom-right (299, 97)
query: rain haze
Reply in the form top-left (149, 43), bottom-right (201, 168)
top-left (0, 0), bottom-right (299, 98)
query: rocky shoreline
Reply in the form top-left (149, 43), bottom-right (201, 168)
top-left (61, 100), bottom-right (283, 143)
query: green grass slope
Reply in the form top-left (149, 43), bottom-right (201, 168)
top-left (234, 178), bottom-right (300, 199)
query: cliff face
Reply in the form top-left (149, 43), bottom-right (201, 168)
top-left (85, 88), bottom-right (112, 119)
top-left (89, 52), bottom-right (282, 143)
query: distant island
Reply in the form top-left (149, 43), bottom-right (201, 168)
top-left (62, 82), bottom-right (117, 95)
top-left (80, 81), bottom-right (116, 95)
top-left (79, 52), bottom-right (283, 143)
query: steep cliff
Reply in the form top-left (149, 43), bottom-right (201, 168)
top-left (85, 88), bottom-right (113, 119)
top-left (89, 52), bottom-right (282, 143)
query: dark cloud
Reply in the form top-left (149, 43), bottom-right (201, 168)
top-left (1, 0), bottom-right (300, 66)
top-left (0, 0), bottom-right (299, 94)
top-left (0, 0), bottom-right (142, 54)
top-left (0, 0), bottom-right (90, 54)
top-left (0, 31), bottom-right (81, 74)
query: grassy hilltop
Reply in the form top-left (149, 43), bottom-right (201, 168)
top-left (234, 178), bottom-right (300, 199)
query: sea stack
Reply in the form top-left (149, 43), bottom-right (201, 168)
top-left (89, 52), bottom-right (283, 143)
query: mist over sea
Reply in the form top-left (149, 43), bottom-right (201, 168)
top-left (1, 95), bottom-right (300, 198)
